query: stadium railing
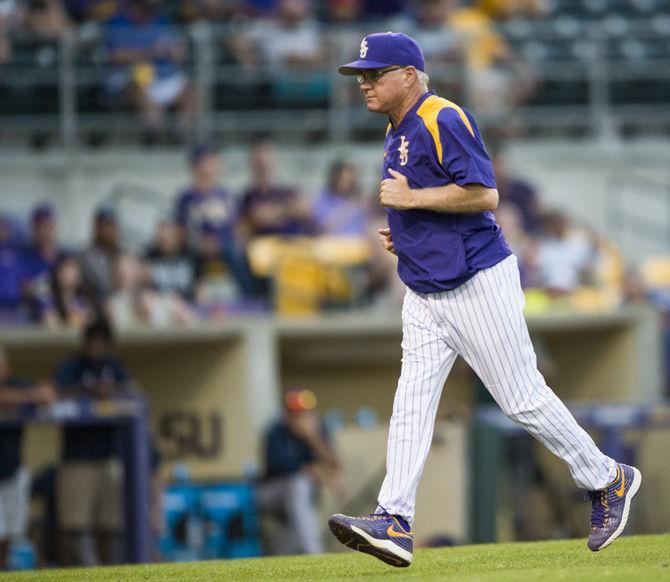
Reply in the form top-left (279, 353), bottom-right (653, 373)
top-left (1, 19), bottom-right (669, 147)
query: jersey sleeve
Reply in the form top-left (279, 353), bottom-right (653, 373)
top-left (436, 108), bottom-right (497, 188)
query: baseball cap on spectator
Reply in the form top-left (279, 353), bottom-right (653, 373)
top-left (189, 143), bottom-right (218, 166)
top-left (338, 32), bottom-right (425, 75)
top-left (31, 203), bottom-right (55, 223)
top-left (284, 389), bottom-right (317, 412)
top-left (95, 206), bottom-right (117, 222)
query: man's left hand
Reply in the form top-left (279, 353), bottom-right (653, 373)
top-left (380, 169), bottom-right (415, 210)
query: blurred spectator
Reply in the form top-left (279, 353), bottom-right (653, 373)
top-left (55, 319), bottom-right (133, 566)
top-left (82, 207), bottom-right (121, 307)
top-left (448, 0), bottom-right (535, 124)
top-left (622, 268), bottom-right (648, 306)
top-left (257, 389), bottom-right (343, 555)
top-left (238, 138), bottom-right (313, 240)
top-left (265, 0), bottom-right (321, 66)
top-left (20, 4), bottom-right (72, 148)
top-left (0, 216), bottom-right (27, 325)
top-left (0, 0), bottom-right (23, 64)
top-left (0, 214), bottom-right (24, 248)
top-left (241, 0), bottom-right (279, 16)
top-left (107, 253), bottom-right (195, 329)
top-left (194, 223), bottom-right (255, 316)
top-left (103, 0), bottom-right (196, 145)
top-left (21, 204), bottom-right (62, 284)
top-left (389, 0), bottom-right (534, 123)
top-left (175, 144), bottom-right (237, 253)
top-left (145, 220), bottom-right (198, 300)
top-left (477, 0), bottom-right (547, 21)
top-left (363, 0), bottom-right (408, 20)
top-left (0, 345), bottom-right (55, 570)
top-left (495, 202), bottom-right (534, 287)
top-left (63, 0), bottom-right (119, 23)
top-left (21, 204), bottom-right (66, 318)
top-left (312, 160), bottom-right (369, 237)
top-left (23, 0), bottom-right (72, 39)
top-left (242, 0), bottom-right (328, 103)
top-left (532, 211), bottom-right (598, 295)
top-left (391, 0), bottom-right (465, 98)
top-left (178, 0), bottom-right (239, 23)
top-left (325, 0), bottom-right (362, 23)
top-left (490, 144), bottom-right (542, 233)
top-left (194, 223), bottom-right (238, 314)
top-left (38, 254), bottom-right (93, 328)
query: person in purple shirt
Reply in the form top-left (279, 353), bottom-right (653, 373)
top-left (21, 204), bottom-right (61, 282)
top-left (327, 32), bottom-right (641, 568)
top-left (312, 160), bottom-right (370, 237)
top-left (0, 215), bottom-right (28, 324)
top-left (175, 144), bottom-right (238, 253)
top-left (21, 204), bottom-right (68, 322)
top-left (490, 142), bottom-right (543, 233)
top-left (238, 138), bottom-right (314, 241)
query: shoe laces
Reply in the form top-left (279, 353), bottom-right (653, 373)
top-left (363, 513), bottom-right (391, 521)
top-left (588, 490), bottom-right (609, 529)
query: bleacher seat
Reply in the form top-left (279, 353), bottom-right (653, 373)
top-left (521, 38), bottom-right (581, 62)
top-left (0, 38), bottom-right (60, 116)
top-left (611, 79), bottom-right (669, 105)
top-left (640, 257), bottom-right (670, 289)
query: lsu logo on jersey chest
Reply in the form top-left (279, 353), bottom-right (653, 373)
top-left (385, 134), bottom-right (411, 167)
top-left (398, 136), bottom-right (410, 166)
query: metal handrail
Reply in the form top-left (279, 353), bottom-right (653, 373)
top-left (0, 20), bottom-right (669, 146)
top-left (607, 172), bottom-right (670, 252)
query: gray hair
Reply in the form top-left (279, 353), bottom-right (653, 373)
top-left (417, 70), bottom-right (430, 89)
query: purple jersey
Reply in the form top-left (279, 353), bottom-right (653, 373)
top-left (20, 245), bottom-right (63, 282)
top-left (383, 91), bottom-right (511, 293)
top-left (175, 187), bottom-right (236, 247)
top-left (0, 244), bottom-right (26, 309)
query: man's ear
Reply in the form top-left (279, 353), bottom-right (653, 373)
top-left (405, 67), bottom-right (417, 87)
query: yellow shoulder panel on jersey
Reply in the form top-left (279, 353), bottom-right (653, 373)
top-left (416, 96), bottom-right (475, 165)
top-left (385, 123), bottom-right (392, 136)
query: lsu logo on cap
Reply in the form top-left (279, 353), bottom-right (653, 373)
top-left (360, 38), bottom-right (368, 58)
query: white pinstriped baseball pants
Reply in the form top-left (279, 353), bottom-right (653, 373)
top-left (377, 254), bottom-right (617, 523)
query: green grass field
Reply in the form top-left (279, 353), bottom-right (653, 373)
top-left (5, 534), bottom-right (670, 581)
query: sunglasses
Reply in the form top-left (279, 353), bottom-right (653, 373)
top-left (356, 66), bottom-right (404, 85)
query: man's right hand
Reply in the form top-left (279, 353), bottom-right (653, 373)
top-left (378, 227), bottom-right (397, 256)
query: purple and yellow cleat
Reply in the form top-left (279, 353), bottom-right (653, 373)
top-left (328, 512), bottom-right (413, 567)
top-left (587, 463), bottom-right (642, 552)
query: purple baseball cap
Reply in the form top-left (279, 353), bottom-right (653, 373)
top-left (338, 32), bottom-right (425, 75)
top-left (31, 203), bottom-right (55, 223)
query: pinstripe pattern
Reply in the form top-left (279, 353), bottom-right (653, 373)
top-left (377, 255), bottom-right (617, 523)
